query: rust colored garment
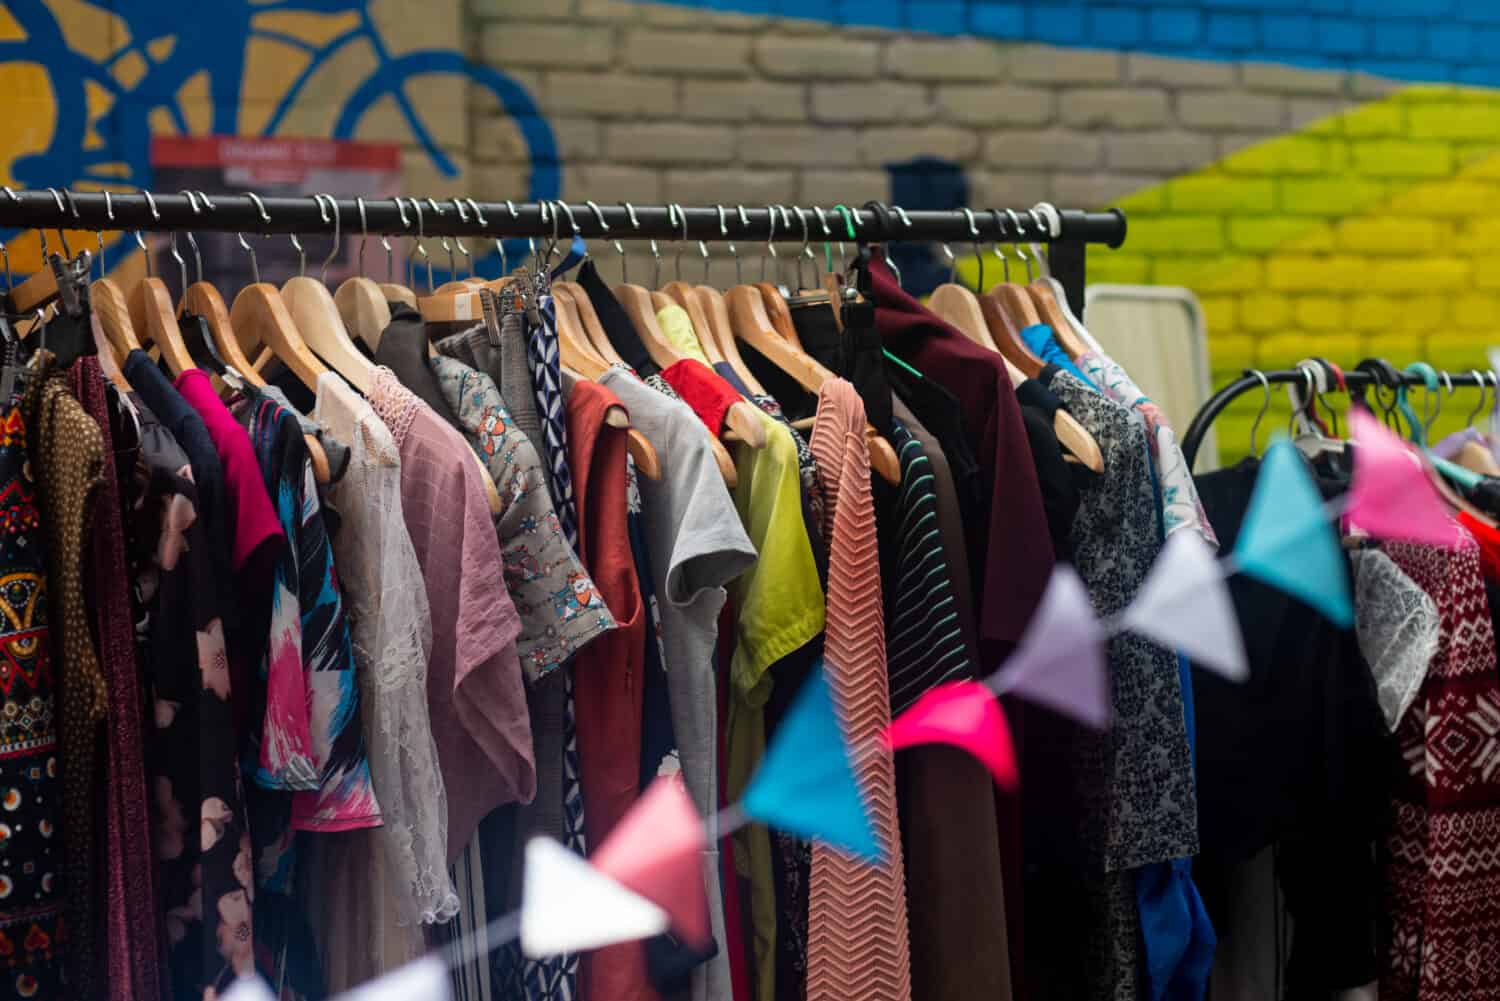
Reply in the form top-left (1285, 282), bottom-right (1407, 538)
top-left (24, 352), bottom-right (108, 999)
top-left (68, 358), bottom-right (163, 1001)
top-left (805, 379), bottom-right (912, 1001)
top-left (563, 377), bottom-right (654, 1001)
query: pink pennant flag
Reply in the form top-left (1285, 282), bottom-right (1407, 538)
top-left (886, 681), bottom-right (1018, 789)
top-left (1348, 407), bottom-right (1459, 549)
top-left (987, 565), bottom-right (1110, 729)
top-left (590, 774), bottom-right (711, 948)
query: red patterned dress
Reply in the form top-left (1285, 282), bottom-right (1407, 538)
top-left (1384, 533), bottom-right (1500, 1000)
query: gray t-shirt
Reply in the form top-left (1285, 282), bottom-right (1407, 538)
top-left (600, 367), bottom-right (758, 1001)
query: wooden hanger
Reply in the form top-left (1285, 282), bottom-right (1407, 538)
top-left (129, 277), bottom-right (197, 376)
top-left (930, 283), bottom-right (998, 352)
top-left (1026, 281), bottom-right (1091, 360)
top-left (756, 282), bottom-right (803, 347)
top-left (663, 281), bottom-right (726, 365)
top-left (548, 285), bottom-right (663, 483)
top-left (90, 277), bottom-right (141, 364)
top-left (727, 284), bottom-right (901, 483)
top-left (230, 283), bottom-right (330, 392)
top-left (548, 282), bottom-right (611, 380)
top-left (554, 279), bottom-right (627, 367)
top-left (693, 285), bottom-right (766, 395)
top-left (616, 279), bottom-right (767, 449)
top-left (927, 280), bottom-right (1102, 473)
top-left (282, 276), bottom-right (378, 393)
top-left (981, 285), bottom-right (1044, 378)
top-left (335, 277), bottom-right (392, 353)
top-left (184, 279), bottom-right (329, 484)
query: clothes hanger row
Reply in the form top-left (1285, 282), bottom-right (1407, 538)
top-left (923, 206), bottom-right (1104, 475)
top-left (1181, 361), bottom-right (1500, 474)
top-left (3, 190), bottom-right (1127, 494)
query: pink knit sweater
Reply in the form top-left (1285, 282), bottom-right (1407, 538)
top-left (805, 379), bottom-right (913, 1001)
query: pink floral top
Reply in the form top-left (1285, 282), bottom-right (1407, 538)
top-left (1074, 351), bottom-right (1218, 550)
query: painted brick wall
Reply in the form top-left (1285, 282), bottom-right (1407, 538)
top-left (462, 1), bottom-right (1500, 459)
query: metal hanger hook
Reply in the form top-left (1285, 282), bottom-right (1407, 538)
top-left (423, 198), bottom-right (455, 278)
top-left (617, 202), bottom-right (639, 283)
top-left (556, 200), bottom-right (581, 268)
top-left (1005, 209), bottom-right (1031, 280)
top-left (794, 206), bottom-right (815, 291)
top-left (179, 190), bottom-right (204, 286)
top-left (1468, 371), bottom-right (1490, 428)
top-left (720, 204), bottom-right (739, 284)
top-left (988, 208), bottom-right (1010, 285)
top-left (238, 232), bottom-right (260, 285)
top-left (962, 207), bottom-right (982, 291)
top-left (134, 230), bottom-right (154, 279)
top-left (44, 187), bottom-right (70, 258)
top-left (1248, 369), bottom-right (1272, 457)
top-left (168, 229), bottom-right (187, 294)
top-left (245, 191), bottom-right (270, 224)
top-left (356, 197), bottom-right (370, 277)
top-left (315, 194), bottom-right (341, 284)
top-left (762, 204), bottom-right (778, 283)
top-left (670, 203), bottom-right (687, 281)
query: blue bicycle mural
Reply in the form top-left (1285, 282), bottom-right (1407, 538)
top-left (0, 0), bottom-right (558, 276)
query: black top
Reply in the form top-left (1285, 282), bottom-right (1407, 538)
top-left (884, 362), bottom-right (984, 545)
top-left (788, 303), bottom-right (895, 436)
top-left (375, 303), bottom-right (466, 432)
top-left (577, 259), bottom-right (658, 377)
top-left (122, 349), bottom-right (233, 607)
top-left (1015, 371), bottom-right (1093, 564)
top-left (1193, 457), bottom-right (1390, 995)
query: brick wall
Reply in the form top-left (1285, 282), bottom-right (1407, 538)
top-left (460, 1), bottom-right (1500, 459)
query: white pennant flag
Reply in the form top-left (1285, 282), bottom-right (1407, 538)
top-left (221, 977), bottom-right (277, 1001)
top-left (335, 956), bottom-right (452, 1001)
top-left (988, 565), bottom-right (1111, 729)
top-left (1120, 533), bottom-right (1248, 682)
top-left (521, 837), bottom-right (670, 959)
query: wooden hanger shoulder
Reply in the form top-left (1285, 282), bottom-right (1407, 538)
top-left (417, 287), bottom-right (482, 325)
top-left (612, 282), bottom-right (684, 369)
top-left (727, 285), bottom-right (830, 394)
top-left (929, 283), bottom-right (997, 351)
top-left (128, 277), bottom-right (197, 376)
top-left (1054, 409), bottom-right (1104, 474)
top-left (335, 276), bottom-right (392, 352)
top-left (90, 277), bottom-right (141, 364)
top-left (183, 281), bottom-right (266, 388)
top-left (282, 276), bottom-right (376, 393)
top-left (755, 282), bottom-right (801, 346)
top-left (380, 282), bottom-right (417, 309)
top-left (664, 281), bottom-right (726, 365)
top-left (230, 283), bottom-right (329, 392)
top-left (981, 287), bottom-right (1044, 378)
top-left (550, 284), bottom-right (611, 381)
top-left (555, 280), bottom-right (627, 367)
top-left (1027, 281), bottom-right (1089, 360)
top-left (694, 285), bottom-right (766, 395)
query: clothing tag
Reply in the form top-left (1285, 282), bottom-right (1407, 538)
top-left (452, 293), bottom-right (474, 322)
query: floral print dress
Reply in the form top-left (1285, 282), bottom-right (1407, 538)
top-left (123, 396), bottom-right (256, 999)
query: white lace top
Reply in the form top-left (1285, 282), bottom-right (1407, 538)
top-left (315, 373), bottom-right (459, 925)
top-left (1350, 548), bottom-right (1439, 732)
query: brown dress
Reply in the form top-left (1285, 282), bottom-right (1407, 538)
top-left (22, 351), bottom-right (106, 998)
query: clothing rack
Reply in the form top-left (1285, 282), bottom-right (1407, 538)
top-left (1181, 366), bottom-right (1495, 470)
top-left (0, 190), bottom-right (1127, 316)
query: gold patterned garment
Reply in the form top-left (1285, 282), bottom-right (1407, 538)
top-left (22, 350), bottom-right (106, 999)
